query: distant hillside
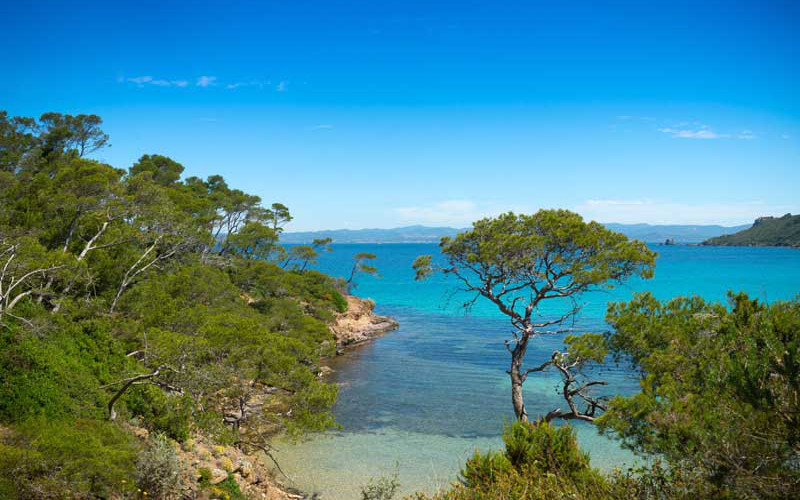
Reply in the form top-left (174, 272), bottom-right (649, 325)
top-left (283, 222), bottom-right (748, 244)
top-left (703, 214), bottom-right (800, 247)
top-left (604, 223), bottom-right (749, 244)
top-left (281, 225), bottom-right (464, 243)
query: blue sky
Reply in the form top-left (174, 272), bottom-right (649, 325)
top-left (2, 0), bottom-right (798, 230)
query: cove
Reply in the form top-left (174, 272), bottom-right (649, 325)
top-left (272, 244), bottom-right (800, 499)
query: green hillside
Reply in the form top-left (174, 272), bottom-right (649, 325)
top-left (703, 213), bottom-right (800, 247)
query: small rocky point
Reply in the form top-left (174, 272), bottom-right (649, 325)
top-left (330, 295), bottom-right (398, 350)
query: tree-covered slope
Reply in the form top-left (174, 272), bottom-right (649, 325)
top-left (0, 110), bottom-right (348, 499)
top-left (703, 213), bottom-right (800, 247)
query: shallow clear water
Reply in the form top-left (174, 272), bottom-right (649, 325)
top-left (272, 244), bottom-right (800, 498)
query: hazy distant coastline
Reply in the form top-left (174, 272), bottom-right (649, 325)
top-left (282, 223), bottom-right (750, 244)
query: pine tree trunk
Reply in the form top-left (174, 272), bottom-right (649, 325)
top-left (510, 355), bottom-right (528, 422)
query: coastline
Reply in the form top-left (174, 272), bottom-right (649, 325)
top-left (330, 295), bottom-right (399, 352)
top-left (264, 295), bottom-right (399, 498)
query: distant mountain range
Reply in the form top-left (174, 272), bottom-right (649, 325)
top-left (282, 223), bottom-right (750, 244)
top-left (281, 225), bottom-right (464, 244)
top-left (603, 223), bottom-right (750, 244)
top-left (703, 214), bottom-right (800, 247)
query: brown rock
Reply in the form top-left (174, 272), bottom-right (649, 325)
top-left (209, 467), bottom-right (228, 485)
top-left (331, 295), bottom-right (398, 348)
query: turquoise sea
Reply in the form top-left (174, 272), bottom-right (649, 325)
top-left (272, 244), bottom-right (800, 499)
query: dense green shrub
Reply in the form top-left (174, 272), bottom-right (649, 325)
top-left (601, 292), bottom-right (800, 498)
top-left (414, 422), bottom-right (612, 500)
top-left (0, 317), bottom-right (128, 423)
top-left (459, 450), bottom-right (512, 489)
top-left (123, 385), bottom-right (192, 442)
top-left (502, 419), bottom-right (592, 475)
top-left (0, 418), bottom-right (138, 499)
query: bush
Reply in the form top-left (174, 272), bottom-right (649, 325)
top-left (136, 433), bottom-right (182, 499)
top-left (416, 421), bottom-right (612, 500)
top-left (361, 471), bottom-right (400, 500)
top-left (199, 469), bottom-right (245, 500)
top-left (124, 385), bottom-right (192, 442)
top-left (0, 418), bottom-right (137, 499)
top-left (211, 474), bottom-right (246, 500)
top-left (460, 450), bottom-right (511, 488)
top-left (502, 420), bottom-right (592, 478)
top-left (0, 317), bottom-right (127, 423)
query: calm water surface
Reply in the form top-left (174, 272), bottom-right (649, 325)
top-left (272, 244), bottom-right (800, 499)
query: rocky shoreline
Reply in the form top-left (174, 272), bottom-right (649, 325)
top-left (120, 296), bottom-right (398, 500)
top-left (266, 295), bottom-right (398, 498)
top-left (330, 295), bottom-right (399, 352)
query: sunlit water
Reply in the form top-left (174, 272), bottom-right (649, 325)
top-left (271, 244), bottom-right (800, 499)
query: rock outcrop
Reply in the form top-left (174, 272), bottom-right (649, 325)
top-left (330, 295), bottom-right (398, 349)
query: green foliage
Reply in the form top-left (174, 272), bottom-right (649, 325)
top-left (38, 112), bottom-right (110, 158)
top-left (116, 262), bottom-right (339, 438)
top-left (198, 467), bottom-right (212, 483)
top-left (228, 221), bottom-right (281, 260)
top-left (347, 251), bottom-right (380, 288)
top-left (211, 473), bottom-right (246, 500)
top-left (415, 421), bottom-right (612, 500)
top-left (416, 210), bottom-right (656, 289)
top-left (229, 259), bottom-right (348, 318)
top-left (129, 153), bottom-right (185, 186)
top-left (0, 110), bottom-right (345, 497)
top-left (124, 386), bottom-right (192, 442)
top-left (412, 210), bottom-right (655, 422)
top-left (562, 333), bottom-right (608, 364)
top-left (198, 469), bottom-right (246, 500)
top-left (600, 292), bottom-right (800, 498)
top-left (0, 417), bottom-right (137, 499)
top-left (459, 450), bottom-right (512, 488)
top-left (0, 316), bottom-right (128, 423)
top-left (703, 213), bottom-right (800, 247)
top-left (361, 470), bottom-right (400, 500)
top-left (501, 421), bottom-right (592, 476)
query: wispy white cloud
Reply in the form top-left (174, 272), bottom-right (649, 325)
top-left (736, 130), bottom-right (757, 140)
top-left (308, 124), bottom-right (334, 131)
top-left (395, 200), bottom-right (483, 226)
top-left (225, 80), bottom-right (269, 90)
top-left (657, 123), bottom-right (757, 140)
top-left (122, 75), bottom-right (287, 92)
top-left (196, 76), bottom-right (217, 87)
top-left (125, 76), bottom-right (193, 88)
top-left (153, 79), bottom-right (189, 87)
top-left (616, 115), bottom-right (656, 122)
top-left (127, 75), bottom-right (153, 86)
top-left (575, 199), bottom-right (793, 226)
top-left (658, 126), bottom-right (728, 139)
